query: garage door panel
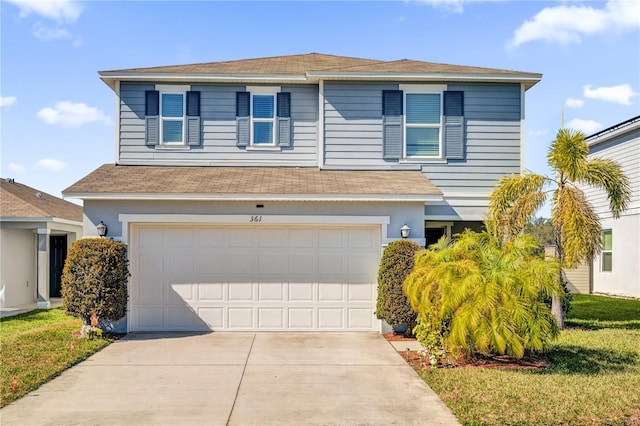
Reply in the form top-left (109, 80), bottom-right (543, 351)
top-left (131, 224), bottom-right (380, 332)
top-left (318, 283), bottom-right (343, 301)
top-left (289, 308), bottom-right (314, 328)
top-left (318, 308), bottom-right (344, 328)
top-left (228, 307), bottom-right (254, 328)
top-left (228, 283), bottom-right (253, 301)
top-left (197, 282), bottom-right (224, 301)
top-left (288, 283), bottom-right (314, 301)
top-left (258, 282), bottom-right (285, 301)
top-left (258, 308), bottom-right (284, 328)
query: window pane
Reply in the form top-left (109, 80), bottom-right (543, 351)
top-left (253, 122), bottom-right (273, 144)
top-left (406, 127), bottom-right (439, 156)
top-left (603, 230), bottom-right (612, 250)
top-left (163, 120), bottom-right (183, 143)
top-left (406, 94), bottom-right (440, 124)
top-left (162, 94), bottom-right (183, 117)
top-left (602, 252), bottom-right (612, 272)
top-left (253, 95), bottom-right (274, 119)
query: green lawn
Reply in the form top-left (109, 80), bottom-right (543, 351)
top-left (0, 308), bottom-right (111, 407)
top-left (419, 294), bottom-right (640, 426)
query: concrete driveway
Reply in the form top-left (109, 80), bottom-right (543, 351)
top-left (1, 333), bottom-right (459, 425)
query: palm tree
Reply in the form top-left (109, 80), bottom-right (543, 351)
top-left (404, 230), bottom-right (560, 358)
top-left (488, 128), bottom-right (630, 328)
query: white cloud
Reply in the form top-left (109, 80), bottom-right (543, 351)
top-left (33, 23), bottom-right (71, 41)
top-left (583, 84), bottom-right (637, 105)
top-left (527, 128), bottom-right (547, 136)
top-left (0, 96), bottom-right (17, 107)
top-left (416, 0), bottom-right (465, 13)
top-left (35, 158), bottom-right (67, 172)
top-left (8, 163), bottom-right (26, 174)
top-left (6, 0), bottom-right (82, 23)
top-left (510, 0), bottom-right (640, 48)
top-left (37, 101), bottom-right (110, 127)
top-left (565, 98), bottom-right (584, 108)
top-left (566, 118), bottom-right (602, 134)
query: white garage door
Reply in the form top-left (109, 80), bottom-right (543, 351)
top-left (129, 224), bottom-right (381, 331)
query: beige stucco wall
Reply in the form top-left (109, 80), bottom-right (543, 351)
top-left (0, 228), bottom-right (36, 308)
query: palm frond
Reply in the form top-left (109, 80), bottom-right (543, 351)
top-left (553, 185), bottom-right (602, 267)
top-left (579, 158), bottom-right (631, 219)
top-left (547, 128), bottom-right (588, 181)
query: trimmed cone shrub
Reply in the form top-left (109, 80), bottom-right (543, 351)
top-left (375, 239), bottom-right (421, 332)
top-left (61, 238), bottom-right (129, 325)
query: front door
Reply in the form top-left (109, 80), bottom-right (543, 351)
top-left (49, 235), bottom-right (67, 298)
top-left (425, 227), bottom-right (446, 247)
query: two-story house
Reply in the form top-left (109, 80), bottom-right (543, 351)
top-left (63, 53), bottom-right (541, 332)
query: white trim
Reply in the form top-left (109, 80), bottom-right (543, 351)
top-left (441, 193), bottom-right (491, 199)
top-left (114, 80), bottom-right (120, 164)
top-left (155, 84), bottom-right (191, 91)
top-left (159, 91), bottom-right (187, 145)
top-left (119, 214), bottom-right (391, 248)
top-left (318, 80), bottom-right (325, 169)
top-left (586, 118), bottom-right (640, 147)
top-left (400, 159), bottom-right (447, 165)
top-left (246, 85), bottom-right (281, 93)
top-left (520, 83), bottom-right (525, 173)
top-left (245, 146), bottom-right (282, 152)
top-left (425, 221), bottom-right (454, 239)
top-left (0, 217), bottom-right (83, 227)
top-left (399, 83), bottom-right (447, 93)
top-left (64, 192), bottom-right (442, 202)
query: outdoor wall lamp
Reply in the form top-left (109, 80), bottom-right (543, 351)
top-left (400, 224), bottom-right (411, 239)
top-left (97, 221), bottom-right (108, 237)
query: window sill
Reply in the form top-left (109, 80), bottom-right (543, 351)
top-left (246, 145), bottom-right (282, 151)
top-left (155, 145), bottom-right (191, 151)
top-left (399, 158), bottom-right (447, 164)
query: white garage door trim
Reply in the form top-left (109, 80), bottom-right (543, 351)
top-left (121, 215), bottom-right (390, 333)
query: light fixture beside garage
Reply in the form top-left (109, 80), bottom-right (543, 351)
top-left (96, 221), bottom-right (108, 237)
top-left (400, 224), bottom-right (411, 239)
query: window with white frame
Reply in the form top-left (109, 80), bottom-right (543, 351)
top-left (602, 229), bottom-right (612, 272)
top-left (404, 89), bottom-right (443, 158)
top-left (160, 92), bottom-right (186, 144)
top-left (251, 93), bottom-right (276, 145)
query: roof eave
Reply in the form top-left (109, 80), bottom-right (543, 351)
top-left (306, 71), bottom-right (543, 90)
top-left (63, 192), bottom-right (443, 203)
top-left (99, 72), bottom-right (311, 90)
top-left (0, 217), bottom-right (83, 226)
top-left (586, 116), bottom-right (640, 147)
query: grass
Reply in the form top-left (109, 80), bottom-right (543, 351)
top-left (0, 308), bottom-right (111, 407)
top-left (418, 294), bottom-right (640, 426)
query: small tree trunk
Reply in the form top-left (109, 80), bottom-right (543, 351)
top-left (551, 294), bottom-right (564, 329)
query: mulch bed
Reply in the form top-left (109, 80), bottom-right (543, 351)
top-left (383, 333), bottom-right (550, 371)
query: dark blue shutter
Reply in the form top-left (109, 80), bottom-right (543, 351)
top-left (382, 90), bottom-right (403, 160)
top-left (186, 91), bottom-right (201, 146)
top-left (443, 91), bottom-right (465, 160)
top-left (145, 90), bottom-right (159, 146)
top-left (277, 92), bottom-right (291, 147)
top-left (236, 92), bottom-right (250, 147)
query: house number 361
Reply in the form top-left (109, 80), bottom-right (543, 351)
top-left (250, 215), bottom-right (262, 223)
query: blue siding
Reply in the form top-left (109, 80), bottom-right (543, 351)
top-left (119, 83), bottom-right (318, 166)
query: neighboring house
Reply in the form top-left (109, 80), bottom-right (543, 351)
top-left (583, 115), bottom-right (640, 298)
top-left (63, 53), bottom-right (541, 332)
top-left (1, 179), bottom-right (83, 309)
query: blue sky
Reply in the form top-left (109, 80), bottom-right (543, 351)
top-left (1, 0), bottom-right (639, 215)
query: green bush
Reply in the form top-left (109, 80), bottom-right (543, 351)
top-left (405, 230), bottom-right (560, 359)
top-left (61, 238), bottom-right (129, 326)
top-left (375, 239), bottom-right (420, 333)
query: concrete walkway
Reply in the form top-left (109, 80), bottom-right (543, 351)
top-left (0, 332), bottom-right (459, 426)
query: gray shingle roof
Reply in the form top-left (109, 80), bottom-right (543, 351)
top-left (63, 165), bottom-right (442, 200)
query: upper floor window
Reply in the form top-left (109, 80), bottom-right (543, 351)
top-left (161, 92), bottom-right (185, 144)
top-left (252, 93), bottom-right (276, 145)
top-left (405, 92), bottom-right (442, 157)
top-left (382, 85), bottom-right (463, 162)
top-left (145, 86), bottom-right (201, 147)
top-left (602, 229), bottom-right (612, 272)
top-left (236, 87), bottom-right (291, 149)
